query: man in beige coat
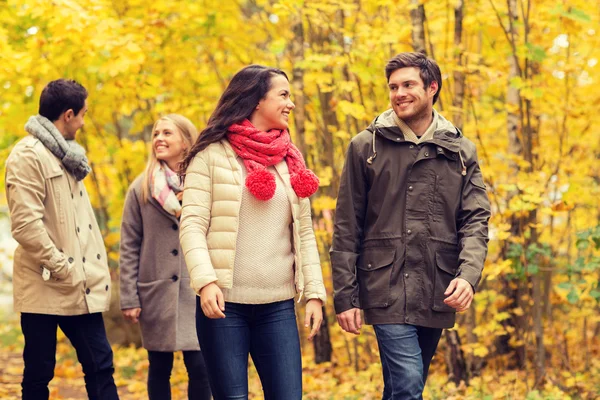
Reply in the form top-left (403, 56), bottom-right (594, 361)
top-left (4, 79), bottom-right (119, 400)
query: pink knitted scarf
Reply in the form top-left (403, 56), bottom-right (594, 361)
top-left (227, 119), bottom-right (319, 201)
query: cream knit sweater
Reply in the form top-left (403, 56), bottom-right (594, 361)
top-left (221, 161), bottom-right (296, 304)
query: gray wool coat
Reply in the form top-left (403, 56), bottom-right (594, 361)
top-left (119, 175), bottom-right (199, 351)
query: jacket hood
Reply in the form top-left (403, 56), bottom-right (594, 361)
top-left (367, 109), bottom-right (462, 152)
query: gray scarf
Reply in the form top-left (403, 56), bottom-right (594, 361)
top-left (25, 115), bottom-right (91, 181)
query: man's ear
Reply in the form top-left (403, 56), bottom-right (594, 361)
top-left (63, 109), bottom-right (74, 121)
top-left (429, 81), bottom-right (439, 98)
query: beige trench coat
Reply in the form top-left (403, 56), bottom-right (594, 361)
top-left (5, 135), bottom-right (111, 315)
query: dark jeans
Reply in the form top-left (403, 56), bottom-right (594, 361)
top-left (196, 298), bottom-right (302, 400)
top-left (20, 312), bottom-right (119, 400)
top-left (373, 324), bottom-right (443, 400)
top-left (147, 350), bottom-right (211, 400)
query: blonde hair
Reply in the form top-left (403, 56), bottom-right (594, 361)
top-left (141, 114), bottom-right (199, 203)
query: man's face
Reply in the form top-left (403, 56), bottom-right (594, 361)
top-left (388, 67), bottom-right (437, 124)
top-left (63, 100), bottom-right (88, 140)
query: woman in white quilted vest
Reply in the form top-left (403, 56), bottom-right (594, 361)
top-left (120, 114), bottom-right (211, 400)
top-left (179, 65), bottom-right (327, 400)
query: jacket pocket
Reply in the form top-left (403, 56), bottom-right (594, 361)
top-left (432, 250), bottom-right (459, 312)
top-left (356, 247), bottom-right (396, 309)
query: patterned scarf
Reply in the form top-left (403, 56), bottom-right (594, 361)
top-left (150, 162), bottom-right (183, 217)
top-left (24, 115), bottom-right (91, 181)
top-left (227, 119), bottom-right (319, 201)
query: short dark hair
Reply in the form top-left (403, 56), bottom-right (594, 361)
top-left (39, 79), bottom-right (88, 121)
top-left (385, 52), bottom-right (442, 105)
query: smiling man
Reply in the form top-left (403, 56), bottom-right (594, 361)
top-left (5, 79), bottom-right (119, 400)
top-left (331, 52), bottom-right (491, 399)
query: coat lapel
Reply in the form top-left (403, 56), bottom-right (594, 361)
top-left (148, 196), bottom-right (179, 224)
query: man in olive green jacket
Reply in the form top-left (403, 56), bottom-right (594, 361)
top-left (331, 53), bottom-right (491, 399)
top-left (5, 79), bottom-right (118, 400)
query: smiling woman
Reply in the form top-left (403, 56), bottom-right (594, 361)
top-left (119, 114), bottom-right (212, 400)
top-left (178, 65), bottom-right (326, 400)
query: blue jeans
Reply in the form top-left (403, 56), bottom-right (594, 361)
top-left (20, 312), bottom-right (119, 400)
top-left (373, 324), bottom-right (443, 400)
top-left (147, 350), bottom-right (211, 400)
top-left (196, 298), bottom-right (302, 400)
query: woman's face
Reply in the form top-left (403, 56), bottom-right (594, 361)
top-left (153, 120), bottom-right (187, 168)
top-left (250, 74), bottom-right (295, 131)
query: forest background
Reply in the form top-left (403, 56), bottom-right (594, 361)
top-left (0, 0), bottom-right (599, 399)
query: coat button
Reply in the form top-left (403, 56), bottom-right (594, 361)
top-left (105, 285), bottom-right (109, 291)
top-left (408, 186), bottom-right (413, 191)
top-left (424, 152), bottom-right (429, 157)
top-left (89, 224), bottom-right (92, 230)
top-left (82, 257), bottom-right (86, 263)
top-left (97, 254), bottom-right (101, 260)
top-left (172, 275), bottom-right (178, 282)
top-left (404, 273), bottom-right (409, 278)
top-left (396, 138), bottom-right (401, 141)
top-left (80, 190), bottom-right (83, 197)
top-left (438, 148), bottom-right (443, 153)
top-left (172, 224), bottom-right (178, 230)
top-left (367, 263), bottom-right (372, 268)
top-left (407, 229), bottom-right (412, 234)
top-left (71, 193), bottom-right (74, 199)
top-left (77, 227), bottom-right (80, 233)
top-left (171, 249), bottom-right (179, 256)
top-left (86, 288), bottom-right (91, 294)
top-left (68, 257), bottom-right (74, 263)
top-left (409, 145), bottom-right (415, 149)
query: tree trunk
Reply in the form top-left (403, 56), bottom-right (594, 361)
top-left (313, 305), bottom-right (333, 363)
top-left (445, 330), bottom-right (468, 385)
top-left (290, 10), bottom-right (307, 155)
top-left (452, 0), bottom-right (465, 131)
top-left (410, 0), bottom-right (426, 54)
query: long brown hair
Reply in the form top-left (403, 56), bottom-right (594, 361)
top-left (179, 65), bottom-right (288, 177)
top-left (141, 114), bottom-right (199, 203)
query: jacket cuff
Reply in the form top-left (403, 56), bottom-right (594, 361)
top-left (120, 298), bottom-right (142, 310)
top-left (45, 248), bottom-right (69, 280)
top-left (333, 292), bottom-right (360, 314)
top-left (457, 270), bottom-right (481, 293)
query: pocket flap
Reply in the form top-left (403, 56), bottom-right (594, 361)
top-left (357, 247), bottom-right (396, 271)
top-left (435, 251), bottom-right (458, 275)
top-left (43, 166), bottom-right (64, 179)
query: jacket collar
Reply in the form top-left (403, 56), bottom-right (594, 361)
top-left (370, 109), bottom-right (462, 153)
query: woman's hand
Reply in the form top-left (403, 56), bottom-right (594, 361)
top-left (199, 282), bottom-right (226, 319)
top-left (305, 299), bottom-right (323, 341)
top-left (122, 308), bottom-right (142, 324)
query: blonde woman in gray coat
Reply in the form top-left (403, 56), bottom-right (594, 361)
top-left (119, 114), bottom-right (211, 400)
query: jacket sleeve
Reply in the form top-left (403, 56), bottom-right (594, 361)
top-left (119, 184), bottom-right (143, 309)
top-left (180, 154), bottom-right (218, 293)
top-left (5, 146), bottom-right (70, 280)
top-left (456, 141), bottom-right (491, 291)
top-left (298, 197), bottom-right (327, 303)
top-left (330, 139), bottom-right (368, 313)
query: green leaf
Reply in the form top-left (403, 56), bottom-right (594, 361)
top-left (526, 44), bottom-right (547, 62)
top-left (563, 8), bottom-right (591, 22)
top-left (567, 289), bottom-right (579, 304)
top-left (589, 290), bottom-right (600, 300)
top-left (528, 264), bottom-right (539, 275)
top-left (557, 282), bottom-right (572, 290)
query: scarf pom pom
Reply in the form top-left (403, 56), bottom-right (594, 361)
top-left (290, 169), bottom-right (320, 198)
top-left (246, 169), bottom-right (276, 200)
